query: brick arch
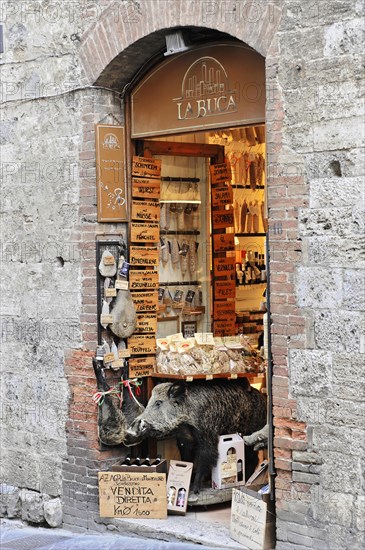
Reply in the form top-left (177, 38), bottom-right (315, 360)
top-left (79, 2), bottom-right (282, 86)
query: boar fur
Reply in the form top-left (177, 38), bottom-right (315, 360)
top-left (124, 379), bottom-right (266, 493)
top-left (92, 358), bottom-right (144, 446)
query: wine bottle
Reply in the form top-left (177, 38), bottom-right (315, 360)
top-left (260, 254), bottom-right (267, 282)
top-left (143, 457), bottom-right (151, 466)
top-left (133, 457), bottom-right (141, 466)
top-left (152, 454), bottom-right (162, 466)
top-left (122, 454), bottom-right (131, 466)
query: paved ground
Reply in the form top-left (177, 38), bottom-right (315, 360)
top-left (0, 520), bottom-right (235, 549)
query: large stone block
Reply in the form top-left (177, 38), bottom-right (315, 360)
top-left (314, 310), bottom-right (362, 352)
top-left (296, 266), bottom-right (342, 309)
top-left (312, 116), bottom-right (365, 152)
top-left (332, 351), bottom-right (365, 401)
top-left (313, 488), bottom-right (354, 527)
top-left (343, 269), bottom-right (365, 311)
top-left (324, 18), bottom-right (365, 56)
top-left (325, 523), bottom-right (365, 550)
top-left (305, 235), bottom-right (365, 268)
top-left (299, 206), bottom-right (364, 237)
top-left (311, 424), bottom-right (365, 456)
top-left (296, 397), bottom-right (326, 425)
top-left (325, 398), bottom-right (365, 429)
top-left (309, 177), bottom-right (365, 208)
top-left (0, 484), bottom-right (21, 518)
top-left (289, 350), bottom-right (332, 397)
top-left (20, 489), bottom-right (47, 523)
top-left (304, 148), bottom-right (365, 179)
top-left (320, 451), bottom-right (362, 493)
top-left (44, 497), bottom-right (63, 527)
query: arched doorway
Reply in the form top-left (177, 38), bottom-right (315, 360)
top-left (93, 33), bottom-right (273, 521)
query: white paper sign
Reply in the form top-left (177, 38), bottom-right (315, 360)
top-left (230, 488), bottom-right (267, 550)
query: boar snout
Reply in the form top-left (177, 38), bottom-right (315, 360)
top-left (123, 418), bottom-right (147, 447)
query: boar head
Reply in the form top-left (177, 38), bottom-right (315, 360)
top-left (124, 382), bottom-right (190, 446)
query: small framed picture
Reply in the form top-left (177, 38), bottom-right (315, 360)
top-left (182, 321), bottom-right (197, 339)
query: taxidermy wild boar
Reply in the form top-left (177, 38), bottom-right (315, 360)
top-left (92, 358), bottom-right (144, 445)
top-left (124, 379), bottom-right (266, 493)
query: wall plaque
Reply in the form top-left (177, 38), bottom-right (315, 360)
top-left (132, 178), bottom-right (161, 199)
top-left (214, 301), bottom-right (236, 319)
top-left (135, 313), bottom-right (157, 334)
top-left (131, 291), bottom-right (158, 312)
top-left (128, 335), bottom-right (156, 355)
top-left (130, 246), bottom-right (159, 267)
top-left (132, 156), bottom-right (161, 178)
top-left (213, 256), bottom-right (236, 275)
top-left (213, 233), bottom-right (235, 252)
top-left (131, 201), bottom-right (160, 223)
top-left (129, 270), bottom-right (159, 290)
top-left (212, 185), bottom-right (233, 206)
top-left (212, 208), bottom-right (234, 229)
top-left (129, 356), bottom-right (156, 377)
top-left (214, 319), bottom-right (236, 336)
top-left (210, 163), bottom-right (232, 185)
top-left (96, 124), bottom-right (127, 222)
top-left (214, 279), bottom-right (236, 299)
top-left (130, 223), bottom-right (160, 243)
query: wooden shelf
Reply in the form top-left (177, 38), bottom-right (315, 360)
top-left (233, 185), bottom-right (265, 189)
top-left (151, 372), bottom-right (263, 381)
top-left (161, 230), bottom-right (200, 235)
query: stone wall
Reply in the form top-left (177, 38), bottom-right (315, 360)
top-left (1, 0), bottom-right (364, 547)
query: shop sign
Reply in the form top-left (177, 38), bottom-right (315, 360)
top-left (214, 279), bottom-right (236, 299)
top-left (96, 124), bottom-right (127, 222)
top-left (213, 233), bottom-right (235, 252)
top-left (98, 471), bottom-right (167, 519)
top-left (212, 185), bottom-right (233, 206)
top-left (128, 335), bottom-right (156, 355)
top-left (213, 256), bottom-right (236, 275)
top-left (132, 178), bottom-right (161, 199)
top-left (130, 246), bottom-right (159, 267)
top-left (131, 44), bottom-right (265, 137)
top-left (131, 291), bottom-right (158, 312)
top-left (130, 223), bottom-right (159, 243)
top-left (132, 200), bottom-right (160, 223)
top-left (210, 163), bottom-right (232, 185)
top-left (230, 488), bottom-right (269, 549)
top-left (212, 208), bottom-right (234, 229)
top-left (135, 313), bottom-right (157, 334)
top-left (129, 356), bottom-right (156, 377)
top-left (132, 156), bottom-right (161, 178)
top-left (129, 270), bottom-right (159, 290)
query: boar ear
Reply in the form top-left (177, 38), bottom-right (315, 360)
top-left (167, 382), bottom-right (187, 403)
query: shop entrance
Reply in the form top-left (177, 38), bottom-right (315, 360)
top-left (129, 126), bottom-right (270, 504)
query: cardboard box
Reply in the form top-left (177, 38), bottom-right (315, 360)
top-left (166, 460), bottom-right (193, 515)
top-left (98, 471), bottom-right (167, 519)
top-left (231, 486), bottom-right (275, 550)
top-left (246, 460), bottom-right (269, 487)
top-left (211, 434), bottom-right (245, 489)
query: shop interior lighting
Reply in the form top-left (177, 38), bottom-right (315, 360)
top-left (164, 31), bottom-right (190, 56)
